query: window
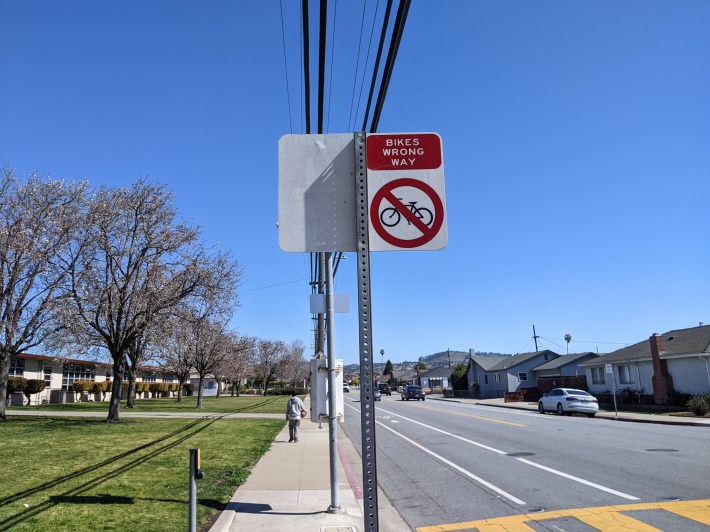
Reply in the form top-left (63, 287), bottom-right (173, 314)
top-left (591, 367), bottom-right (605, 385)
top-left (62, 364), bottom-right (96, 391)
top-left (484, 375), bottom-right (489, 385)
top-left (162, 373), bottom-right (174, 383)
top-left (518, 372), bottom-right (527, 382)
top-left (44, 367), bottom-right (53, 387)
top-left (10, 357), bottom-right (25, 377)
top-left (495, 373), bottom-right (501, 383)
top-left (141, 372), bottom-right (156, 383)
top-left (618, 365), bottom-right (633, 385)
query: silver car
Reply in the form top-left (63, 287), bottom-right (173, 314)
top-left (538, 388), bottom-right (598, 417)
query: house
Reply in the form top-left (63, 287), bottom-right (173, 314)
top-left (580, 325), bottom-right (710, 403)
top-left (467, 350), bottom-right (559, 399)
top-left (419, 366), bottom-right (451, 391)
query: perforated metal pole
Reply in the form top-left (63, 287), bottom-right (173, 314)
top-left (355, 131), bottom-right (379, 531)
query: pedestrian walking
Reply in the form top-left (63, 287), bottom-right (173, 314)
top-left (286, 390), bottom-right (306, 443)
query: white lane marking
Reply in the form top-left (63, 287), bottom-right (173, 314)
top-left (366, 405), bottom-right (640, 501)
top-left (375, 406), bottom-right (507, 454)
top-left (515, 458), bottom-right (640, 500)
top-left (374, 413), bottom-right (527, 506)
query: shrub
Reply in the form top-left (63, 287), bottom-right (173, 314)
top-left (72, 381), bottom-right (89, 393)
top-left (687, 394), bottom-right (710, 416)
top-left (90, 382), bottom-right (106, 395)
top-left (24, 379), bottom-right (46, 404)
top-left (667, 390), bottom-right (693, 406)
top-left (104, 381), bottom-right (113, 392)
top-left (149, 383), bottom-right (161, 395)
top-left (184, 383), bottom-right (194, 395)
top-left (7, 377), bottom-right (28, 395)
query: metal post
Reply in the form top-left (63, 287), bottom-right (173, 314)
top-left (355, 131), bottom-right (379, 531)
top-left (189, 448), bottom-right (198, 532)
top-left (325, 251), bottom-right (341, 512)
top-left (611, 369), bottom-right (619, 418)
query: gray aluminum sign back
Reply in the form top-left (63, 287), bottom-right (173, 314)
top-left (278, 134), bottom-right (356, 252)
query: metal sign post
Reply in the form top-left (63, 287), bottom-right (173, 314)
top-left (325, 251), bottom-right (341, 513)
top-left (606, 363), bottom-right (618, 418)
top-left (355, 131), bottom-right (379, 531)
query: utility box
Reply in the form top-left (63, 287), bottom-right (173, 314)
top-left (309, 358), bottom-right (344, 423)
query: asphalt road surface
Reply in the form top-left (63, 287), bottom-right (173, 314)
top-left (340, 394), bottom-right (710, 531)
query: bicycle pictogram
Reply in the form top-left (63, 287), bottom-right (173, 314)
top-left (379, 199), bottom-right (433, 228)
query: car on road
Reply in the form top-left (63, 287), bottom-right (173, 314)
top-left (378, 383), bottom-right (392, 396)
top-left (343, 383), bottom-right (350, 393)
top-left (401, 385), bottom-right (426, 401)
top-left (374, 389), bottom-right (381, 401)
top-left (538, 388), bottom-right (598, 417)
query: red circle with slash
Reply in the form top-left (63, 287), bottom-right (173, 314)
top-left (370, 178), bottom-right (444, 248)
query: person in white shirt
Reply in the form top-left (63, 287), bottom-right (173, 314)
top-left (285, 390), bottom-right (306, 443)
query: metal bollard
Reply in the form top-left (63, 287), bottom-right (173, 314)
top-left (189, 448), bottom-right (205, 532)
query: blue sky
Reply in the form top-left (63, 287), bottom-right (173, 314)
top-left (1, 1), bottom-right (708, 366)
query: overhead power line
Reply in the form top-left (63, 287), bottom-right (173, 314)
top-left (361, 0), bottom-right (394, 132)
top-left (370, 0), bottom-right (411, 133)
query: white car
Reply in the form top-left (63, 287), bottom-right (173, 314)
top-left (343, 383), bottom-right (350, 393)
top-left (538, 388), bottom-right (598, 417)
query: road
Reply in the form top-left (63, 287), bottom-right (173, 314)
top-left (340, 393), bottom-right (710, 531)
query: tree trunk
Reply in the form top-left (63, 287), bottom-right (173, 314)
top-left (0, 351), bottom-right (10, 421)
top-left (107, 357), bottom-right (125, 422)
top-left (216, 379), bottom-right (221, 399)
top-left (126, 366), bottom-right (137, 408)
top-left (196, 375), bottom-right (205, 409)
top-left (176, 377), bottom-right (185, 403)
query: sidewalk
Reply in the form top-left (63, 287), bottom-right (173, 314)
top-left (209, 398), bottom-right (409, 532)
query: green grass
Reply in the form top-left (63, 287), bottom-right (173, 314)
top-left (9, 394), bottom-right (291, 414)
top-left (0, 416), bottom-right (284, 531)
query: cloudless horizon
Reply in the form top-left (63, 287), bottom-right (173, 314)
top-left (2, 1), bottom-right (708, 366)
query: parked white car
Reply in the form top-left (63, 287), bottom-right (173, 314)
top-left (343, 383), bottom-right (350, 393)
top-left (538, 388), bottom-right (598, 417)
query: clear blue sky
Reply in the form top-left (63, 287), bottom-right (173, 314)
top-left (2, 1), bottom-right (708, 366)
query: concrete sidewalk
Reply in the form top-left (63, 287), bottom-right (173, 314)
top-left (209, 400), bottom-right (409, 532)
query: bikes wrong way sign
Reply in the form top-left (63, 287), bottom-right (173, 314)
top-left (366, 133), bottom-right (447, 251)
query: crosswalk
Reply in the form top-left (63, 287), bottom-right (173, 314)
top-left (416, 499), bottom-right (710, 531)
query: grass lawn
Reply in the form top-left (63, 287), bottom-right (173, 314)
top-left (0, 416), bottom-right (284, 531)
top-left (8, 394), bottom-right (292, 414)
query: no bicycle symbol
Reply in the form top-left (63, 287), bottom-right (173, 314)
top-left (370, 178), bottom-right (444, 249)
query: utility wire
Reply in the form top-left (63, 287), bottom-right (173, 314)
top-left (279, 0), bottom-right (293, 133)
top-left (326, 0), bottom-right (338, 133)
top-left (302, 0), bottom-right (311, 134)
top-left (348, 0), bottom-right (369, 132)
top-left (353, 0), bottom-right (381, 133)
top-left (371, 0), bottom-right (411, 133)
top-left (317, 0), bottom-right (327, 134)
top-left (361, 0), bottom-right (394, 132)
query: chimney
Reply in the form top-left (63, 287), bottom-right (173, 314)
top-left (649, 333), bottom-right (674, 404)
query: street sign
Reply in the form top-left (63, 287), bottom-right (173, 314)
top-left (278, 134), bottom-right (356, 252)
top-left (605, 363), bottom-right (613, 374)
top-left (366, 133), bottom-right (447, 251)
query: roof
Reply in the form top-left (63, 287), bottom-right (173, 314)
top-left (533, 352), bottom-right (598, 371)
top-left (471, 350), bottom-right (558, 372)
top-left (16, 352), bottom-right (165, 372)
top-left (420, 366), bottom-right (453, 378)
top-left (580, 325), bottom-right (710, 366)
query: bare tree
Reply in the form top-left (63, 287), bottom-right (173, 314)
top-left (58, 179), bottom-right (241, 422)
top-left (0, 170), bottom-right (86, 421)
top-left (253, 339), bottom-right (287, 396)
top-left (186, 315), bottom-right (231, 409)
top-left (214, 334), bottom-right (255, 397)
top-left (281, 339), bottom-right (308, 389)
top-left (155, 317), bottom-right (193, 403)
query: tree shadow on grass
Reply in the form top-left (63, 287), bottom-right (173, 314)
top-left (49, 494), bottom-right (134, 505)
top-left (0, 416), bottom-right (220, 529)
